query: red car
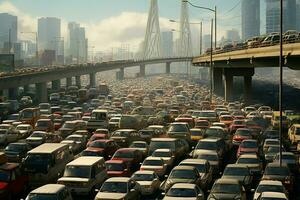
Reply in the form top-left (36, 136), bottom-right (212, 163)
top-left (229, 120), bottom-right (246, 134)
top-left (232, 128), bottom-right (253, 146)
top-left (87, 134), bottom-right (109, 146)
top-left (0, 162), bottom-right (28, 199)
top-left (86, 139), bottom-right (119, 159)
top-left (111, 148), bottom-right (144, 170)
top-left (105, 160), bottom-right (131, 177)
top-left (237, 139), bottom-right (259, 158)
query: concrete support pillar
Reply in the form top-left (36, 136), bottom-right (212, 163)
top-left (244, 76), bottom-right (252, 104)
top-left (140, 64), bottom-right (146, 77)
top-left (23, 85), bottom-right (30, 94)
top-left (8, 88), bottom-right (18, 100)
top-left (166, 62), bottom-right (171, 74)
top-left (224, 74), bottom-right (233, 102)
top-left (116, 68), bottom-right (124, 80)
top-left (75, 76), bottom-right (81, 88)
top-left (66, 77), bottom-right (72, 87)
top-left (89, 73), bottom-right (96, 88)
top-left (36, 82), bottom-right (48, 103)
top-left (213, 68), bottom-right (223, 95)
top-left (52, 80), bottom-right (61, 91)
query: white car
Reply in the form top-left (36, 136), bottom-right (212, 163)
top-left (130, 170), bottom-right (160, 196)
top-left (259, 192), bottom-right (288, 200)
top-left (140, 157), bottom-right (167, 177)
top-left (151, 149), bottom-right (175, 167)
top-left (16, 124), bottom-right (33, 138)
top-left (163, 183), bottom-right (204, 200)
top-left (254, 180), bottom-right (287, 200)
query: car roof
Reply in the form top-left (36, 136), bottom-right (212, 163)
top-left (261, 192), bottom-right (287, 198)
top-left (145, 156), bottom-right (163, 161)
top-left (170, 183), bottom-right (197, 189)
top-left (30, 184), bottom-right (66, 194)
top-left (105, 160), bottom-right (125, 164)
top-left (151, 138), bottom-right (177, 142)
top-left (226, 164), bottom-right (248, 168)
top-left (106, 177), bottom-right (130, 182)
top-left (67, 156), bottom-right (103, 166)
top-left (238, 154), bottom-right (258, 159)
top-left (258, 180), bottom-right (283, 186)
top-left (200, 138), bottom-right (221, 142)
top-left (153, 149), bottom-right (172, 152)
top-left (29, 143), bottom-right (67, 154)
top-left (134, 170), bottom-right (155, 175)
top-left (173, 165), bottom-right (195, 170)
top-left (215, 178), bottom-right (240, 184)
top-left (266, 162), bottom-right (288, 168)
top-left (181, 159), bottom-right (207, 164)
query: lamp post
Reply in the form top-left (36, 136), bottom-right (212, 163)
top-left (279, 0), bottom-right (283, 166)
top-left (210, 19), bottom-right (214, 103)
top-left (183, 0), bottom-right (217, 49)
top-left (21, 31), bottom-right (38, 65)
top-left (169, 19), bottom-right (202, 55)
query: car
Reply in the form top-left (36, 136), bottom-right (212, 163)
top-left (94, 177), bottom-right (141, 200)
top-left (229, 120), bottom-right (246, 134)
top-left (262, 163), bottom-right (294, 192)
top-left (192, 138), bottom-right (225, 160)
top-left (16, 124), bottom-right (33, 138)
top-left (288, 124), bottom-right (300, 144)
top-left (111, 148), bottom-right (144, 171)
top-left (232, 128), bottom-right (253, 146)
top-left (237, 139), bottom-right (260, 158)
top-left (163, 183), bottom-right (205, 200)
top-left (58, 121), bottom-right (82, 138)
top-left (4, 142), bottom-right (31, 163)
top-left (195, 150), bottom-right (221, 178)
top-left (273, 152), bottom-right (298, 173)
top-left (129, 141), bottom-right (149, 156)
top-left (194, 119), bottom-right (210, 130)
top-left (219, 115), bottom-right (234, 127)
top-left (109, 117), bottom-right (121, 131)
top-left (25, 184), bottom-right (73, 200)
top-left (140, 157), bottom-right (168, 177)
top-left (167, 122), bottom-right (191, 141)
top-left (264, 146), bottom-right (285, 163)
top-left (57, 156), bottom-right (107, 195)
top-left (105, 160), bottom-right (132, 177)
top-left (138, 129), bottom-right (155, 143)
top-left (110, 129), bottom-right (141, 147)
top-left (34, 118), bottom-right (55, 132)
top-left (190, 128), bottom-right (204, 146)
top-left (236, 154), bottom-right (263, 176)
top-left (0, 126), bottom-right (20, 145)
top-left (253, 180), bottom-right (288, 200)
top-left (86, 139), bottom-right (119, 159)
top-left (221, 164), bottom-right (253, 191)
top-left (207, 178), bottom-right (247, 200)
top-left (25, 131), bottom-right (48, 147)
top-left (87, 133), bottom-right (109, 146)
top-left (0, 161), bottom-right (29, 200)
top-left (258, 191), bottom-right (288, 200)
top-left (160, 166), bottom-right (202, 192)
top-left (130, 170), bottom-right (161, 196)
top-left (151, 149), bottom-right (175, 167)
top-left (179, 159), bottom-right (213, 190)
top-left (263, 139), bottom-right (280, 153)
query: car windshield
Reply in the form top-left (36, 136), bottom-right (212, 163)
top-left (168, 124), bottom-right (188, 132)
top-left (237, 158), bottom-right (259, 164)
top-left (26, 194), bottom-right (58, 200)
top-left (100, 182), bottom-right (127, 193)
top-left (236, 130), bottom-right (251, 136)
top-left (170, 169), bottom-right (196, 179)
top-left (143, 159), bottom-right (163, 166)
top-left (212, 183), bottom-right (240, 194)
top-left (267, 146), bottom-right (281, 153)
top-left (241, 141), bottom-right (257, 148)
top-left (224, 167), bottom-right (249, 176)
top-left (131, 173), bottom-right (155, 181)
top-left (295, 128), bottom-right (300, 135)
top-left (31, 132), bottom-right (44, 137)
top-left (150, 141), bottom-right (175, 151)
top-left (266, 141), bottom-right (280, 146)
top-left (0, 170), bottom-right (10, 182)
top-left (64, 166), bottom-right (91, 178)
top-left (197, 154), bottom-right (218, 161)
top-left (256, 184), bottom-right (285, 193)
top-left (152, 151), bottom-right (171, 157)
top-left (105, 163), bottom-right (124, 171)
top-left (62, 123), bottom-right (75, 129)
top-left (89, 141), bottom-right (106, 148)
top-left (181, 163), bottom-right (206, 173)
top-left (265, 166), bottom-right (290, 176)
top-left (5, 144), bottom-right (26, 152)
top-left (205, 129), bottom-right (223, 138)
top-left (112, 131), bottom-right (129, 137)
top-left (20, 111), bottom-right (33, 119)
top-left (221, 116), bottom-right (233, 121)
top-left (234, 121), bottom-right (245, 125)
top-left (81, 150), bottom-right (102, 157)
top-left (191, 131), bottom-right (202, 136)
top-left (17, 126), bottom-right (29, 130)
top-left (36, 121), bottom-right (49, 127)
top-left (114, 151), bottom-right (134, 159)
top-left (0, 130), bottom-right (7, 134)
top-left (25, 154), bottom-right (51, 165)
top-left (199, 112), bottom-right (216, 118)
top-left (167, 188), bottom-right (196, 197)
top-left (130, 143), bottom-right (146, 148)
top-left (196, 141), bottom-right (217, 150)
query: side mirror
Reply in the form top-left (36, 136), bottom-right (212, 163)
top-left (130, 188), bottom-right (136, 192)
top-left (161, 192), bottom-right (166, 196)
top-left (198, 193), bottom-right (203, 197)
top-left (95, 188), bottom-right (99, 192)
top-left (251, 189), bottom-right (255, 193)
top-left (164, 174), bottom-right (168, 178)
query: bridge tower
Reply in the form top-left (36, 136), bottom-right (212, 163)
top-left (142, 0), bottom-right (162, 59)
top-left (179, 0), bottom-right (193, 57)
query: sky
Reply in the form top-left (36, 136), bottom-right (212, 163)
top-left (0, 0), bottom-right (260, 52)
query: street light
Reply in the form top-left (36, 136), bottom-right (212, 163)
top-left (183, 0), bottom-right (217, 49)
top-left (169, 19), bottom-right (203, 55)
top-left (279, 0), bottom-right (283, 166)
top-left (21, 31), bottom-right (38, 65)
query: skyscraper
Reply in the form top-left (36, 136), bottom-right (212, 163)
top-left (265, 0), bottom-right (296, 33)
top-left (68, 22), bottom-right (88, 63)
top-left (161, 31), bottom-right (173, 57)
top-left (226, 29), bottom-right (241, 42)
top-left (297, 0), bottom-right (300, 31)
top-left (38, 17), bottom-right (61, 53)
top-left (0, 13), bottom-right (17, 52)
top-left (241, 0), bottom-right (260, 40)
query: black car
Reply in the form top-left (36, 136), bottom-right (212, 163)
top-left (4, 142), bottom-right (31, 162)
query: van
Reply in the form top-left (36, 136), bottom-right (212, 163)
top-left (58, 156), bottom-right (107, 195)
top-left (271, 111), bottom-right (289, 129)
top-left (25, 184), bottom-right (73, 200)
top-left (87, 110), bottom-right (108, 131)
top-left (23, 143), bottom-right (74, 188)
top-left (19, 108), bottom-right (40, 127)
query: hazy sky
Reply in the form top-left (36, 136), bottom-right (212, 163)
top-left (0, 0), bottom-right (261, 51)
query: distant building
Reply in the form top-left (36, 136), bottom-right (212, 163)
top-left (226, 29), bottom-right (241, 42)
top-left (161, 31), bottom-right (173, 57)
top-left (38, 17), bottom-right (61, 55)
top-left (297, 0), bottom-right (300, 31)
top-left (40, 50), bottom-right (56, 66)
top-left (68, 22), bottom-right (88, 63)
top-left (241, 0), bottom-right (260, 40)
top-left (0, 13), bottom-right (17, 52)
top-left (265, 0), bottom-right (296, 33)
